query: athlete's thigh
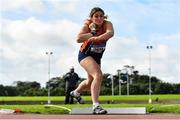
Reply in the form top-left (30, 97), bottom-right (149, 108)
top-left (80, 56), bottom-right (101, 76)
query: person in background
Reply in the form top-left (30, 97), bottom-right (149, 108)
top-left (64, 66), bottom-right (82, 104)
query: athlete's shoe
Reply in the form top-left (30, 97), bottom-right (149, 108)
top-left (70, 91), bottom-right (84, 104)
top-left (93, 106), bottom-right (107, 114)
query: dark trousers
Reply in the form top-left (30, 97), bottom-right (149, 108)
top-left (65, 86), bottom-right (75, 104)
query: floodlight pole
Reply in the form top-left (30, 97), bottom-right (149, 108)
top-left (46, 51), bottom-right (53, 104)
top-left (146, 46), bottom-right (153, 104)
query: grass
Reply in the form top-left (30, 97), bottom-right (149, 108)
top-left (0, 96), bottom-right (63, 101)
top-left (0, 105), bottom-right (69, 114)
top-left (0, 95), bottom-right (180, 114)
top-left (99, 94), bottom-right (180, 101)
top-left (0, 94), bottom-right (180, 101)
top-left (0, 104), bottom-right (180, 114)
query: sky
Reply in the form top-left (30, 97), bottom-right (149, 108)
top-left (0, 0), bottom-right (180, 87)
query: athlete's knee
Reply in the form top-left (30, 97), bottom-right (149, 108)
top-left (94, 71), bottom-right (103, 81)
top-left (85, 80), bottom-right (92, 86)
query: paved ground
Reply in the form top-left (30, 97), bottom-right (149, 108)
top-left (0, 113), bottom-right (180, 120)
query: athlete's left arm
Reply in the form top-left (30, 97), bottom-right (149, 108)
top-left (96, 21), bottom-right (114, 42)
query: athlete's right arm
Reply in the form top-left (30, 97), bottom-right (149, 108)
top-left (76, 24), bottom-right (93, 43)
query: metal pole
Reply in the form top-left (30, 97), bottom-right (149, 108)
top-left (117, 70), bottom-right (121, 96)
top-left (129, 66), bottom-right (134, 84)
top-left (46, 52), bottom-right (53, 104)
top-left (119, 80), bottom-right (121, 96)
top-left (111, 75), bottom-right (114, 96)
top-left (147, 46), bottom-right (152, 104)
top-left (126, 72), bottom-right (129, 96)
top-left (123, 65), bottom-right (130, 96)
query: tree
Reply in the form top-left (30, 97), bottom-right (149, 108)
top-left (154, 82), bottom-right (175, 94)
top-left (15, 81), bottom-right (41, 96)
top-left (1, 68), bottom-right (180, 96)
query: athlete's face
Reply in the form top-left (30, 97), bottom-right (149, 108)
top-left (91, 11), bottom-right (104, 26)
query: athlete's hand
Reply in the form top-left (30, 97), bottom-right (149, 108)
top-left (88, 36), bottom-right (99, 43)
top-left (89, 23), bottom-right (97, 35)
